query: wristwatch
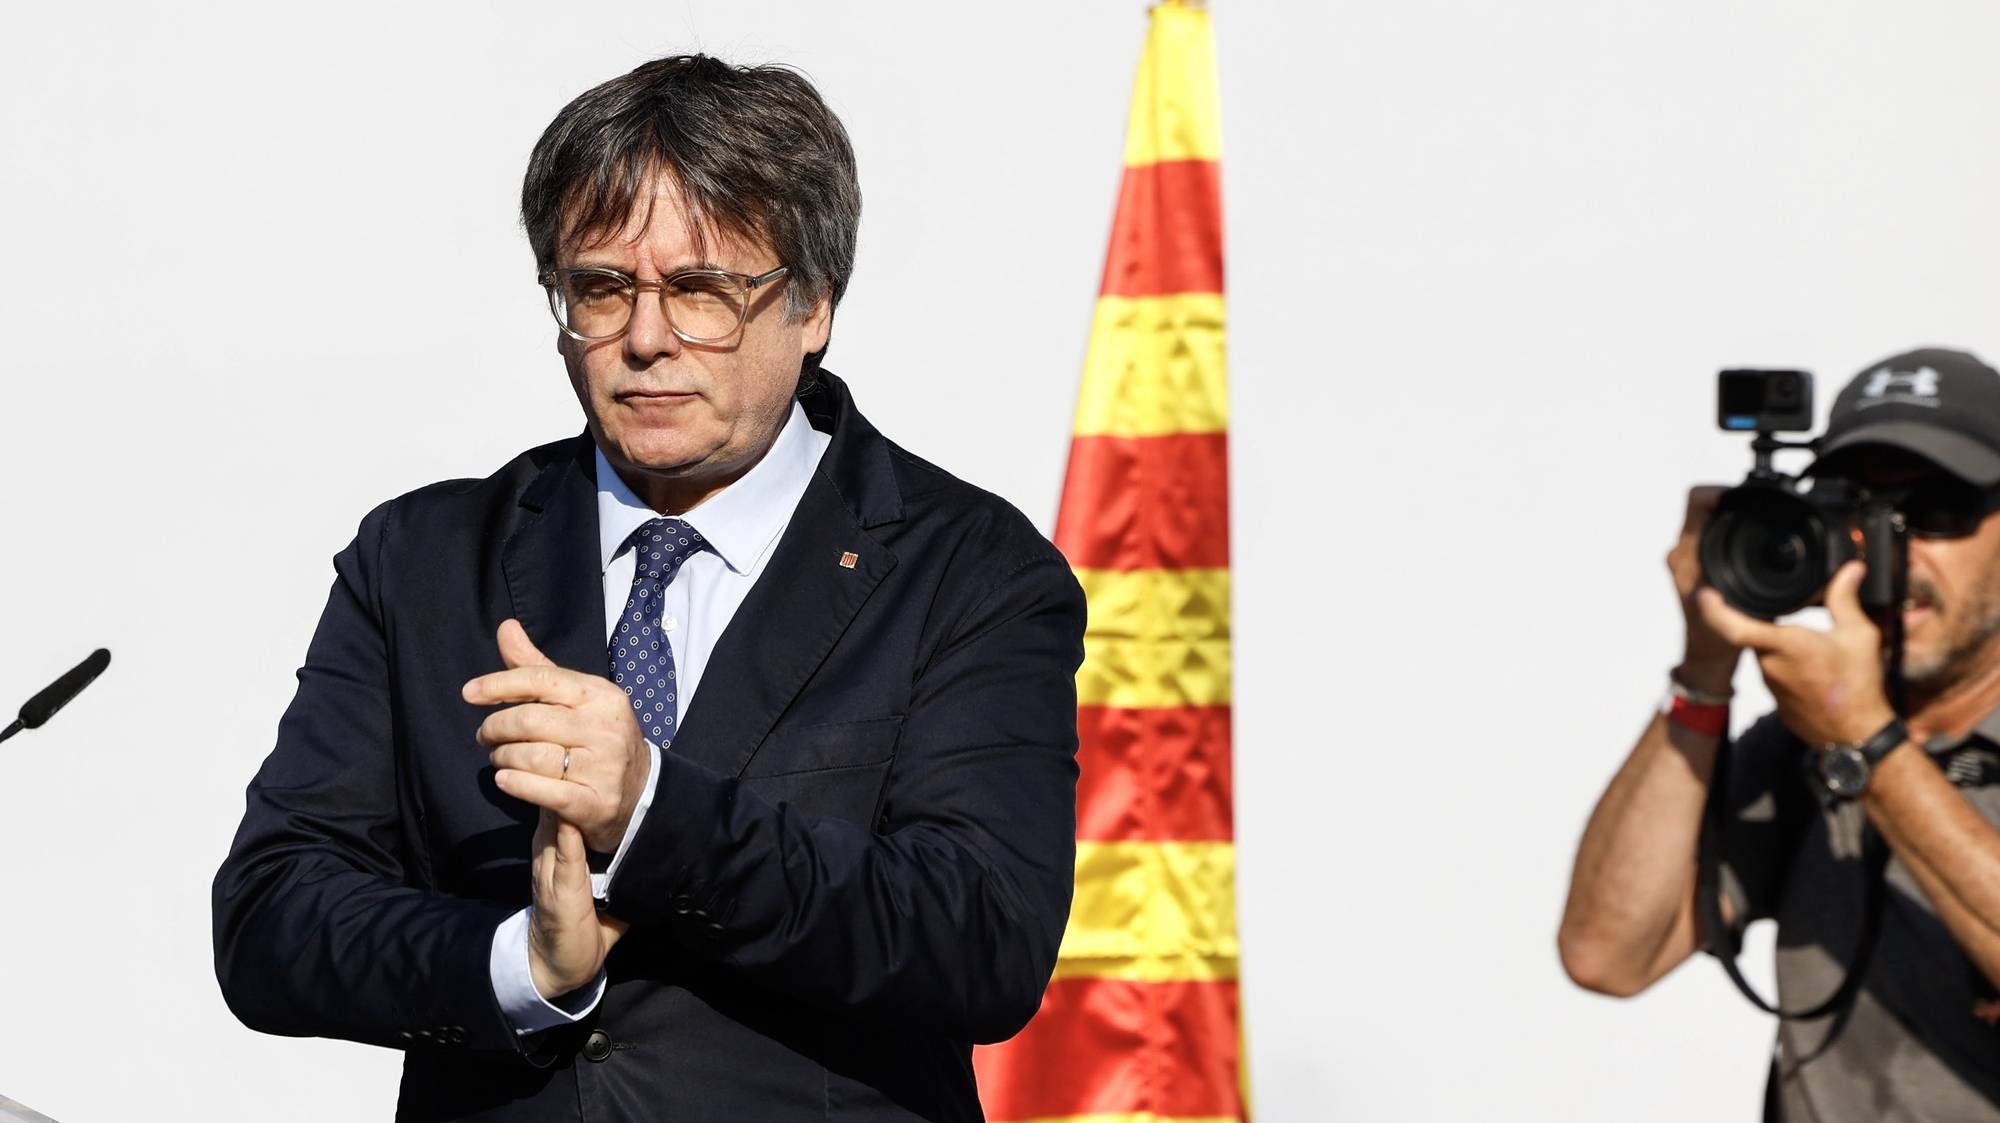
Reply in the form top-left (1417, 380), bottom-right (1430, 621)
top-left (1818, 717), bottom-right (1911, 799)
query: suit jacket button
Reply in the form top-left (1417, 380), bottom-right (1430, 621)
top-left (582, 1029), bottom-right (614, 1063)
top-left (671, 894), bottom-right (693, 915)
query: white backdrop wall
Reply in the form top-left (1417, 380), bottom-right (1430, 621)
top-left (4, 1), bottom-right (1999, 1119)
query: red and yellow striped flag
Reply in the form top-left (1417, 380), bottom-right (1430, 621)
top-left (976, 4), bottom-right (1248, 1122)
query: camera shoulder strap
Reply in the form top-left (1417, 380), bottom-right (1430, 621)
top-left (1696, 730), bottom-right (1888, 1021)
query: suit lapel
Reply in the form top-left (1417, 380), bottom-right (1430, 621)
top-left (668, 470), bottom-right (896, 778)
top-left (669, 371), bottom-right (904, 778)
top-left (499, 436), bottom-right (608, 677)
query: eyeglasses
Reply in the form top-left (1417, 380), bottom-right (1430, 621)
top-left (538, 265), bottom-right (790, 344)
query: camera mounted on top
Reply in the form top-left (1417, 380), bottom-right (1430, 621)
top-left (1699, 350), bottom-right (2000, 620)
top-left (1699, 370), bottom-right (1900, 620)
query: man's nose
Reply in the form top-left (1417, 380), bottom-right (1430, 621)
top-left (1905, 539), bottom-right (1935, 581)
top-left (625, 289), bottom-right (682, 364)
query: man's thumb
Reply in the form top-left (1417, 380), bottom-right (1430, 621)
top-left (1824, 559), bottom-right (1869, 629)
top-left (498, 618), bottom-right (556, 669)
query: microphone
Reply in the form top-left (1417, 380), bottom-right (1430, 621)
top-left (0, 648), bottom-right (111, 744)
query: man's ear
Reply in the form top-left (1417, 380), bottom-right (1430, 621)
top-left (801, 295), bottom-right (833, 356)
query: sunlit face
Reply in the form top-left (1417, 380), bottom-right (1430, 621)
top-left (555, 169), bottom-right (830, 512)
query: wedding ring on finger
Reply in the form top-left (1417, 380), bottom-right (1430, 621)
top-left (561, 748), bottom-right (572, 780)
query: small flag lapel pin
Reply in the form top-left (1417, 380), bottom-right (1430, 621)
top-left (839, 551), bottom-right (859, 569)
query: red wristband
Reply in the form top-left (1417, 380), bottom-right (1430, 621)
top-left (1664, 694), bottom-right (1729, 737)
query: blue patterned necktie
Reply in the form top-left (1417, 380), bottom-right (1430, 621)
top-left (611, 517), bottom-right (707, 747)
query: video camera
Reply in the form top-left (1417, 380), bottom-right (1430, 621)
top-left (1698, 369), bottom-right (1906, 620)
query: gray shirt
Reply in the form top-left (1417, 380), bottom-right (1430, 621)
top-left (1713, 709), bottom-right (2000, 1121)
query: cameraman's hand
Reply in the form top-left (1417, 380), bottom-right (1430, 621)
top-left (1669, 485), bottom-right (1741, 694)
top-left (1696, 560), bottom-right (1896, 748)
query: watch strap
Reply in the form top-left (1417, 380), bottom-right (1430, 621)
top-left (1852, 716), bottom-right (1911, 765)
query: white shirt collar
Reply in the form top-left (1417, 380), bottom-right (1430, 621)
top-left (595, 401), bottom-right (818, 575)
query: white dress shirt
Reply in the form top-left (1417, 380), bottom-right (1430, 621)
top-left (487, 401), bottom-right (831, 1033)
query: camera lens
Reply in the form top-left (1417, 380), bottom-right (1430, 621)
top-left (1759, 532), bottom-right (1804, 574)
top-left (1699, 485), bottom-right (1844, 618)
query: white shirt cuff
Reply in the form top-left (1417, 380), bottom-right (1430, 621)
top-left (487, 907), bottom-right (607, 1035)
top-left (593, 738), bottom-right (663, 900)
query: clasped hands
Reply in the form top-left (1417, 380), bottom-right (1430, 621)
top-left (1695, 560), bottom-right (1901, 750)
top-left (463, 619), bottom-right (647, 1000)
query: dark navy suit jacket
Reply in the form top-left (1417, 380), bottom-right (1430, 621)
top-left (212, 372), bottom-right (1086, 1122)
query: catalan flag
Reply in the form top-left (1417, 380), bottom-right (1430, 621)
top-left (975, 4), bottom-right (1249, 1122)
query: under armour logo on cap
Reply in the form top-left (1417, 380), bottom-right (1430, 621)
top-left (1861, 366), bottom-right (1942, 404)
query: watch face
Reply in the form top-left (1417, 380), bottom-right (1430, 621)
top-left (1821, 746), bottom-right (1871, 798)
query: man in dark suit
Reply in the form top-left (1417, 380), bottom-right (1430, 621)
top-left (213, 55), bottom-right (1085, 1122)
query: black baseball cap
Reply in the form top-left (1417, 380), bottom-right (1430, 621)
top-left (1809, 347), bottom-right (2000, 486)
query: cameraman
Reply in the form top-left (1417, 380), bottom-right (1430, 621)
top-left (1561, 348), bottom-right (2000, 1119)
